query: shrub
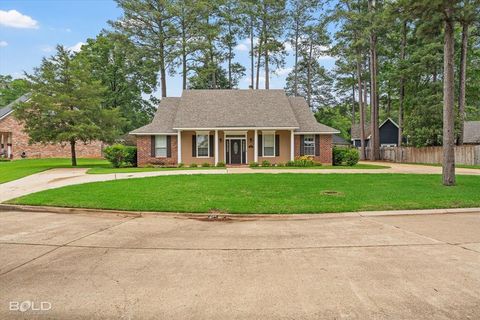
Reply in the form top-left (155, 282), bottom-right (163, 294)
top-left (333, 147), bottom-right (347, 166)
top-left (286, 160), bottom-right (295, 167)
top-left (216, 161), bottom-right (226, 167)
top-left (104, 144), bottom-right (127, 168)
top-left (293, 155), bottom-right (315, 167)
top-left (124, 146), bottom-right (137, 167)
top-left (261, 160), bottom-right (271, 167)
top-left (344, 148), bottom-right (360, 166)
top-left (201, 162), bottom-right (211, 167)
top-left (190, 163), bottom-right (198, 168)
top-left (178, 162), bottom-right (185, 168)
top-left (276, 163), bottom-right (285, 167)
top-left (249, 161), bottom-right (259, 167)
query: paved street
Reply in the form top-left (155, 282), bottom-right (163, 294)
top-left (1, 209), bottom-right (479, 319)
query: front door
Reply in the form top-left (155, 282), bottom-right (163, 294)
top-left (229, 139), bottom-right (242, 164)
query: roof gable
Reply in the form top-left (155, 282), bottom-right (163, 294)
top-left (130, 98), bottom-right (180, 134)
top-left (0, 94), bottom-right (30, 120)
top-left (288, 97), bottom-right (338, 133)
top-left (464, 121), bottom-right (480, 144)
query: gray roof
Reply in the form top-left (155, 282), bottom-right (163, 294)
top-left (130, 90), bottom-right (338, 134)
top-left (130, 98), bottom-right (180, 134)
top-left (173, 89), bottom-right (299, 129)
top-left (0, 94), bottom-right (30, 120)
top-left (333, 134), bottom-right (351, 145)
top-left (464, 121), bottom-right (480, 144)
top-left (288, 97), bottom-right (338, 133)
top-left (350, 123), bottom-right (371, 140)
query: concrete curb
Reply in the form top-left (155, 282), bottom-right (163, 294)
top-left (0, 204), bottom-right (478, 220)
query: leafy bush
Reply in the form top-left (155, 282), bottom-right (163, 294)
top-left (201, 162), bottom-right (211, 167)
top-left (261, 160), bottom-right (271, 167)
top-left (293, 155), bottom-right (315, 167)
top-left (286, 160), bottom-right (295, 167)
top-left (190, 163), bottom-right (198, 168)
top-left (216, 161), bottom-right (226, 167)
top-left (249, 162), bottom-right (259, 167)
top-left (276, 163), bottom-right (285, 167)
top-left (178, 162), bottom-right (185, 168)
top-left (104, 144), bottom-right (137, 168)
top-left (333, 147), bottom-right (359, 166)
top-left (344, 148), bottom-right (360, 166)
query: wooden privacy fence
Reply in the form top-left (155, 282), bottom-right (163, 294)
top-left (378, 145), bottom-right (480, 165)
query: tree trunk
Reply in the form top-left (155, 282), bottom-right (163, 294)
top-left (265, 46), bottom-right (269, 89)
top-left (228, 23), bottom-right (232, 89)
top-left (442, 5), bottom-right (456, 186)
top-left (250, 16), bottom-right (254, 89)
top-left (356, 55), bottom-right (366, 160)
top-left (351, 78), bottom-right (356, 126)
top-left (368, 0), bottom-right (379, 161)
top-left (181, 16), bottom-right (187, 90)
top-left (306, 41), bottom-right (313, 108)
top-left (255, 36), bottom-right (263, 90)
top-left (70, 139), bottom-right (77, 167)
top-left (398, 20), bottom-right (407, 146)
top-left (457, 21), bottom-right (469, 145)
top-left (293, 21), bottom-right (299, 96)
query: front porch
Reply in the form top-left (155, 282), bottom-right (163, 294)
top-left (0, 132), bottom-right (12, 159)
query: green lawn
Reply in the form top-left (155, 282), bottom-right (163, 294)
top-left (8, 174), bottom-right (480, 214)
top-left (252, 164), bottom-right (389, 169)
top-left (0, 158), bottom-right (109, 184)
top-left (87, 166), bottom-right (225, 174)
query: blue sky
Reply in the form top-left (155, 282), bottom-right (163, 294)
top-left (0, 0), bottom-right (336, 98)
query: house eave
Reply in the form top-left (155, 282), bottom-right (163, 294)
top-left (0, 110), bottom-right (13, 121)
top-left (294, 131), bottom-right (340, 135)
top-left (172, 126), bottom-right (299, 131)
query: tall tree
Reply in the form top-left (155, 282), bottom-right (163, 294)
top-left (110, 0), bottom-right (176, 97)
top-left (0, 76), bottom-right (29, 106)
top-left (14, 46), bottom-right (124, 166)
top-left (77, 32), bottom-right (157, 133)
top-left (368, 0), bottom-right (380, 160)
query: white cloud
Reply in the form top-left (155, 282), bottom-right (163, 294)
top-left (274, 67), bottom-right (292, 76)
top-left (234, 43), bottom-right (248, 51)
top-left (0, 41), bottom-right (8, 47)
top-left (65, 28), bottom-right (72, 32)
top-left (68, 42), bottom-right (85, 52)
top-left (284, 41), bottom-right (293, 52)
top-left (0, 10), bottom-right (39, 29)
top-left (40, 45), bottom-right (53, 53)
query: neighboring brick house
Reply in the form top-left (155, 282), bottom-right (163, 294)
top-left (131, 90), bottom-right (339, 166)
top-left (0, 95), bottom-right (103, 159)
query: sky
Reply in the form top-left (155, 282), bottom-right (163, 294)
top-left (0, 0), bottom-right (337, 98)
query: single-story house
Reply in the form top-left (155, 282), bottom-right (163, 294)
top-left (0, 95), bottom-right (103, 159)
top-left (130, 90), bottom-right (339, 166)
top-left (333, 134), bottom-right (351, 147)
top-left (351, 118), bottom-right (400, 148)
top-left (463, 121), bottom-right (480, 145)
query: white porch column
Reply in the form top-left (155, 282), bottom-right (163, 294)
top-left (214, 130), bottom-right (219, 165)
top-left (254, 129), bottom-right (258, 163)
top-left (290, 130), bottom-right (295, 161)
top-left (177, 131), bottom-right (182, 164)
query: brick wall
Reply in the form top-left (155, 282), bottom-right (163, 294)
top-left (137, 135), bottom-right (178, 166)
top-left (294, 134), bottom-right (333, 164)
top-left (0, 115), bottom-right (103, 159)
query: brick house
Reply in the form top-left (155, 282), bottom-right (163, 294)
top-left (0, 95), bottom-right (103, 159)
top-left (131, 90), bottom-right (339, 166)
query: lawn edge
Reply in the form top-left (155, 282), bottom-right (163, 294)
top-left (1, 204), bottom-right (479, 220)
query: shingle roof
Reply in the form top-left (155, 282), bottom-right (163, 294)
top-left (333, 134), bottom-right (351, 145)
top-left (464, 121), bottom-right (480, 144)
top-left (350, 123), bottom-right (372, 140)
top-left (130, 90), bottom-right (338, 134)
top-left (173, 89), bottom-right (299, 129)
top-left (288, 97), bottom-right (339, 133)
top-left (0, 94), bottom-right (30, 120)
top-left (130, 98), bottom-right (180, 134)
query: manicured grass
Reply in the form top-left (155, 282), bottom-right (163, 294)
top-left (87, 166), bottom-right (226, 174)
top-left (252, 164), bottom-right (389, 169)
top-left (0, 158), bottom-right (109, 184)
top-left (9, 174), bottom-right (480, 214)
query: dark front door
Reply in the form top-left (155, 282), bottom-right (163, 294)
top-left (229, 139), bottom-right (242, 164)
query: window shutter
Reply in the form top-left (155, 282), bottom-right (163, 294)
top-left (300, 135), bottom-right (304, 156)
top-left (209, 135), bottom-right (214, 157)
top-left (151, 136), bottom-right (156, 157)
top-left (192, 134), bottom-right (196, 157)
top-left (315, 135), bottom-right (320, 156)
top-left (258, 135), bottom-right (262, 157)
top-left (166, 135), bottom-right (171, 158)
top-left (275, 135), bottom-right (280, 156)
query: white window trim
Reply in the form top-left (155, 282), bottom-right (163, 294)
top-left (262, 131), bottom-right (275, 158)
top-left (303, 134), bottom-right (315, 156)
top-left (196, 132), bottom-right (210, 158)
top-left (155, 135), bottom-right (167, 158)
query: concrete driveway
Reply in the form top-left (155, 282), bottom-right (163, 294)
top-left (1, 209), bottom-right (479, 319)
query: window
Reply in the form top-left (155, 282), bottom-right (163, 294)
top-left (304, 135), bottom-right (315, 156)
top-left (263, 133), bottom-right (275, 157)
top-left (196, 134), bottom-right (209, 157)
top-left (155, 135), bottom-right (167, 157)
